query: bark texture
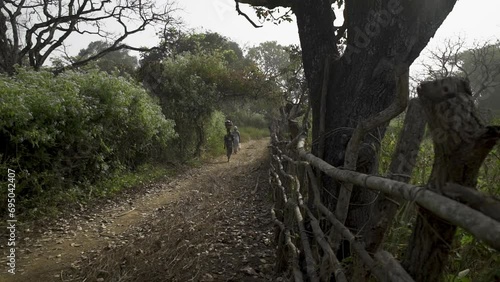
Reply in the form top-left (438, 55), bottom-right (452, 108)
top-left (295, 0), bottom-right (458, 263)
top-left (403, 77), bottom-right (500, 281)
top-left (237, 0), bottom-right (460, 279)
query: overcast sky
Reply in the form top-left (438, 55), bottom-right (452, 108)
top-left (156, 0), bottom-right (498, 81)
top-left (62, 0), bottom-right (500, 70)
top-left (174, 0), bottom-right (299, 47)
top-left (171, 0), bottom-right (500, 61)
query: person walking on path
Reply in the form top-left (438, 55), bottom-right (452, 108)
top-left (232, 126), bottom-right (241, 154)
top-left (224, 133), bottom-right (234, 162)
top-left (225, 119), bottom-right (233, 134)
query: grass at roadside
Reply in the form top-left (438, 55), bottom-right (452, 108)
top-left (12, 126), bottom-right (270, 222)
top-left (202, 126), bottom-right (269, 160)
top-left (14, 163), bottom-right (177, 221)
top-left (239, 126), bottom-right (269, 143)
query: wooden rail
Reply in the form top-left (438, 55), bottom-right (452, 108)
top-left (267, 79), bottom-right (500, 281)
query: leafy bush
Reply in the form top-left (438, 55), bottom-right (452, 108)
top-left (203, 110), bottom-right (227, 158)
top-left (199, 110), bottom-right (269, 159)
top-left (0, 68), bottom-right (176, 216)
top-left (228, 110), bottom-right (268, 129)
top-left (148, 52), bottom-right (226, 159)
top-left (90, 163), bottom-right (176, 197)
top-left (238, 126), bottom-right (269, 142)
top-left (139, 32), bottom-right (278, 160)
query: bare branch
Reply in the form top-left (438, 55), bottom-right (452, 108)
top-left (417, 36), bottom-right (500, 100)
top-left (237, 0), bottom-right (292, 9)
top-left (235, 0), bottom-right (262, 28)
top-left (55, 44), bottom-right (158, 74)
top-left (0, 0), bottom-right (177, 73)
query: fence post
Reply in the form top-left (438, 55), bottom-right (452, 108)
top-left (402, 77), bottom-right (500, 281)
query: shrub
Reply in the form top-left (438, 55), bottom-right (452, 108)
top-left (149, 52), bottom-right (224, 160)
top-left (228, 110), bottom-right (268, 129)
top-left (238, 126), bottom-right (269, 142)
top-left (203, 110), bottom-right (227, 158)
top-left (0, 68), bottom-right (176, 216)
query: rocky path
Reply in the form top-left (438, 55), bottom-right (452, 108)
top-left (1, 139), bottom-right (281, 282)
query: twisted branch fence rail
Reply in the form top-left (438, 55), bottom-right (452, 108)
top-left (267, 79), bottom-right (500, 281)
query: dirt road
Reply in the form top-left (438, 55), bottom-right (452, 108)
top-left (1, 139), bottom-right (278, 282)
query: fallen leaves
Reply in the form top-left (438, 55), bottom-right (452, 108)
top-left (3, 140), bottom-right (279, 282)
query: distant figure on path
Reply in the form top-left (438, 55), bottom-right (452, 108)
top-left (224, 119), bottom-right (233, 134)
top-left (224, 133), bottom-right (234, 162)
top-left (232, 126), bottom-right (241, 154)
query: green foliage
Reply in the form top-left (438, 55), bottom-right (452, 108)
top-left (378, 117), bottom-right (402, 174)
top-left (203, 111), bottom-right (227, 158)
top-left (446, 227), bottom-right (500, 282)
top-left (247, 42), bottom-right (307, 105)
top-left (0, 68), bottom-right (176, 216)
top-left (228, 110), bottom-right (268, 129)
top-left (220, 109), bottom-right (270, 144)
top-left (238, 126), bottom-right (269, 143)
top-left (141, 30), bottom-right (247, 70)
top-left (247, 41), bottom-right (290, 78)
top-left (139, 32), bottom-right (279, 159)
top-left (245, 41), bottom-right (307, 133)
top-left (19, 162), bottom-right (176, 220)
top-left (477, 144), bottom-right (500, 195)
top-left (445, 274), bottom-right (472, 282)
top-left (142, 31), bottom-right (283, 107)
top-left (54, 41), bottom-right (139, 77)
top-left (150, 51), bottom-right (226, 159)
top-left (90, 163), bottom-right (175, 197)
top-left (379, 116), bottom-right (435, 186)
top-left (380, 115), bottom-right (500, 281)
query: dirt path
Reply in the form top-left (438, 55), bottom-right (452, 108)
top-left (1, 139), bottom-right (280, 282)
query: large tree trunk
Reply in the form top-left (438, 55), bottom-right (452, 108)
top-left (293, 0), bottom-right (458, 264)
top-left (238, 0), bottom-right (458, 278)
top-left (0, 12), bottom-right (16, 75)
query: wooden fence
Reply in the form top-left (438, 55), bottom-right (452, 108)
top-left (267, 77), bottom-right (500, 282)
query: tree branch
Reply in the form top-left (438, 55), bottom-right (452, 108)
top-left (237, 0), bottom-right (292, 9)
top-left (235, 1), bottom-right (262, 28)
top-left (55, 44), bottom-right (158, 74)
top-left (1, 0), bottom-right (176, 74)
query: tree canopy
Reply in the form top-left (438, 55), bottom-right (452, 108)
top-left (138, 30), bottom-right (280, 158)
top-left (247, 41), bottom-right (307, 104)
